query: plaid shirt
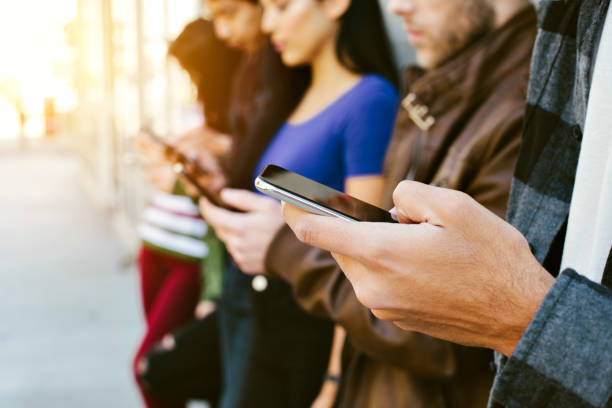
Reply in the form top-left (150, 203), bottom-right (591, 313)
top-left (489, 1), bottom-right (612, 407)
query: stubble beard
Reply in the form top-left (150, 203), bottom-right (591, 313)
top-left (419, 0), bottom-right (495, 70)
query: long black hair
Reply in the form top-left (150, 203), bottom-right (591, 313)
top-left (227, 43), bottom-right (310, 189)
top-left (168, 18), bottom-right (242, 133)
top-left (334, 0), bottom-right (399, 89)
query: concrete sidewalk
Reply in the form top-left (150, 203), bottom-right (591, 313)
top-left (0, 144), bottom-right (143, 407)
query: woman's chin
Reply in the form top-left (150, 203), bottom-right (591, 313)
top-left (280, 52), bottom-right (305, 67)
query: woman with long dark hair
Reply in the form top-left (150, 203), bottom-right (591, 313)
top-left (137, 1), bottom-right (312, 407)
top-left (133, 18), bottom-right (241, 408)
top-left (200, 0), bottom-right (400, 406)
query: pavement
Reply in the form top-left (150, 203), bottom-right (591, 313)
top-left (0, 141), bottom-right (143, 407)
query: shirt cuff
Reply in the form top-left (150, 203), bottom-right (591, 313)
top-left (490, 269), bottom-right (612, 407)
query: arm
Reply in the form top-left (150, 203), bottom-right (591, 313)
top-left (280, 184), bottom-right (612, 404)
top-left (310, 325), bottom-right (346, 408)
top-left (310, 176), bottom-right (384, 407)
top-left (266, 115), bottom-right (523, 376)
top-left (310, 174), bottom-right (415, 406)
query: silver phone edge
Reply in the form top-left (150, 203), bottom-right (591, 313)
top-left (254, 178), bottom-right (356, 222)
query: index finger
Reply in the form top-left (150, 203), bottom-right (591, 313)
top-left (282, 203), bottom-right (387, 263)
top-left (200, 198), bottom-right (245, 233)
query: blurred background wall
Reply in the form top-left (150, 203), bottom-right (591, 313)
top-left (0, 0), bottom-right (414, 255)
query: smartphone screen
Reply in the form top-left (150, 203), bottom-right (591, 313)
top-left (256, 165), bottom-right (396, 223)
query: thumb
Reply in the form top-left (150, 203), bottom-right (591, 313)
top-left (220, 188), bottom-right (276, 212)
top-left (392, 181), bottom-right (456, 227)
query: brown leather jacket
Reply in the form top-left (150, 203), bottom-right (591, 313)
top-left (265, 8), bottom-right (536, 408)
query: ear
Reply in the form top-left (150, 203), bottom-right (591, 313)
top-left (322, 0), bottom-right (351, 20)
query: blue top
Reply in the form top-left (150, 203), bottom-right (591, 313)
top-left (253, 74), bottom-right (399, 192)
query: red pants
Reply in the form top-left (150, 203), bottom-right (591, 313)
top-left (133, 246), bottom-right (201, 408)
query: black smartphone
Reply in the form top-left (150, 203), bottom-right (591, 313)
top-left (255, 165), bottom-right (397, 223)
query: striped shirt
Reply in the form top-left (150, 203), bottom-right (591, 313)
top-left (139, 191), bottom-right (209, 261)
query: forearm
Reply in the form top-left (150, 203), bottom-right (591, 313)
top-left (326, 325), bottom-right (345, 376)
top-left (491, 270), bottom-right (612, 408)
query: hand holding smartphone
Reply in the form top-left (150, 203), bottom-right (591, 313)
top-left (255, 165), bottom-right (396, 223)
top-left (141, 127), bottom-right (238, 212)
top-left (140, 127), bottom-right (210, 177)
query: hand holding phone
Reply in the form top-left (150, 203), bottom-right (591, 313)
top-left (141, 127), bottom-right (233, 204)
top-left (173, 163), bottom-right (241, 212)
top-left (140, 127), bottom-right (212, 177)
top-left (255, 165), bottom-right (396, 223)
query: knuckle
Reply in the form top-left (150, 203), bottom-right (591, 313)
top-left (444, 190), bottom-right (471, 216)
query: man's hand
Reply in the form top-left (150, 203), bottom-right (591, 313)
top-left (200, 189), bottom-right (285, 275)
top-left (282, 181), bottom-right (555, 356)
top-left (172, 126), bottom-right (231, 194)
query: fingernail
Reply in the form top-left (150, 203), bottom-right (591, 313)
top-left (389, 208), bottom-right (398, 221)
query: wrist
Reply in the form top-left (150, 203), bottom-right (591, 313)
top-left (323, 373), bottom-right (342, 384)
top-left (496, 263), bottom-right (555, 356)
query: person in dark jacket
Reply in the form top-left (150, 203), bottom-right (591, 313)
top-left (136, 1), bottom-right (310, 407)
top-left (282, 1), bottom-right (612, 406)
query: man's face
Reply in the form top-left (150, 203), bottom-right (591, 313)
top-left (389, 0), bottom-right (494, 69)
top-left (204, 0), bottom-right (264, 52)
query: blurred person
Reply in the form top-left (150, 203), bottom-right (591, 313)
top-left (199, 0), bottom-right (400, 407)
top-left (133, 18), bottom-right (240, 408)
top-left (281, 0), bottom-right (612, 407)
top-left (251, 0), bottom-right (537, 406)
top-left (172, 1), bottom-right (314, 407)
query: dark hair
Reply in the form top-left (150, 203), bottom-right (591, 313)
top-left (168, 18), bottom-right (242, 133)
top-left (334, 0), bottom-right (399, 89)
top-left (228, 1), bottom-right (399, 189)
top-left (227, 43), bottom-right (310, 189)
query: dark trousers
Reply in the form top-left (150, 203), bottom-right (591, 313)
top-left (218, 262), bottom-right (256, 408)
top-left (237, 278), bottom-right (334, 408)
top-left (139, 312), bottom-right (222, 406)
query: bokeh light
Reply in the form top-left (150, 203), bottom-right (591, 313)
top-left (0, 0), bottom-right (77, 139)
